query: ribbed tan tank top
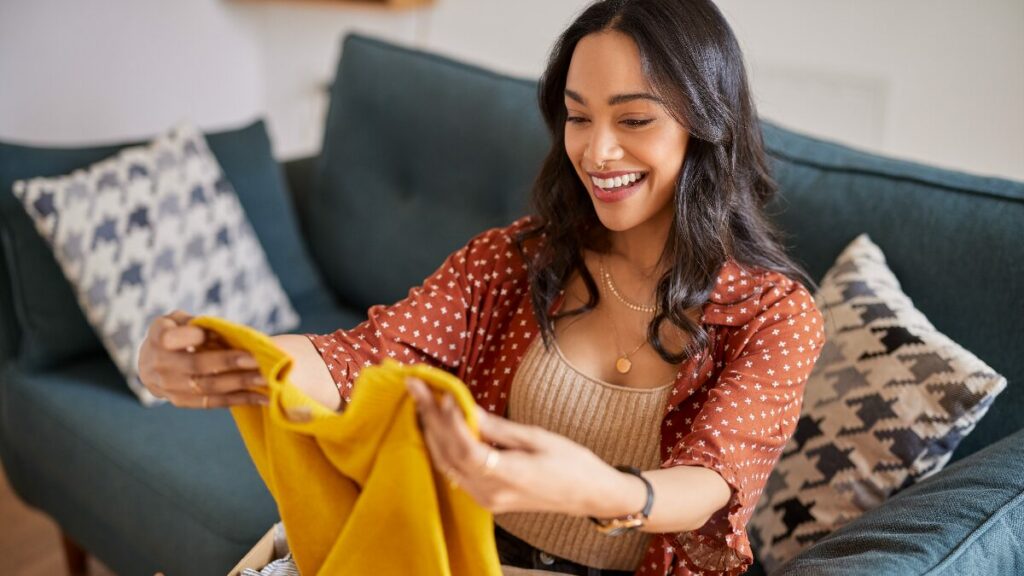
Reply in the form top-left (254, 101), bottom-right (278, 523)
top-left (495, 336), bottom-right (674, 572)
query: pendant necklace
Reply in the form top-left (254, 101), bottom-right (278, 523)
top-left (608, 310), bottom-right (647, 374)
top-left (598, 258), bottom-right (656, 374)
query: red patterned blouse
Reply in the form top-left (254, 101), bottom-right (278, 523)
top-left (305, 215), bottom-right (825, 575)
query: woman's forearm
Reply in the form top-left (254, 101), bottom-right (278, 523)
top-left (593, 464), bottom-right (732, 533)
top-left (271, 334), bottom-right (343, 412)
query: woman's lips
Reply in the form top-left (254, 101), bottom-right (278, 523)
top-left (591, 174), bottom-right (645, 203)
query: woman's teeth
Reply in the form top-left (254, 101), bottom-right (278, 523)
top-left (591, 172), bottom-right (646, 190)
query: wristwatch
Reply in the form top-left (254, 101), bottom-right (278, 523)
top-left (588, 465), bottom-right (654, 536)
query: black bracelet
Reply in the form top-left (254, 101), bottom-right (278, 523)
top-left (588, 465), bottom-right (655, 534)
top-left (617, 465), bottom-right (654, 518)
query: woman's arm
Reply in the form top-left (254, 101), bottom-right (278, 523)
top-left (597, 465), bottom-right (731, 533)
top-left (303, 216), bottom-right (537, 410)
top-left (406, 271), bottom-right (824, 561)
top-left (272, 334), bottom-right (342, 412)
top-left (406, 381), bottom-right (729, 532)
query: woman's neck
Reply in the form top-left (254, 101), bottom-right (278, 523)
top-left (606, 208), bottom-right (673, 280)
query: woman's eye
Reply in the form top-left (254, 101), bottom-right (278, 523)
top-left (566, 116), bottom-right (589, 124)
top-left (622, 118), bottom-right (654, 128)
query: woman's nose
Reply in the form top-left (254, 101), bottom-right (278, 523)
top-left (586, 124), bottom-right (623, 168)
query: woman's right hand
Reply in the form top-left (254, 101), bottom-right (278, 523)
top-left (138, 310), bottom-right (269, 409)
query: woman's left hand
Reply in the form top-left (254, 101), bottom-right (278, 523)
top-left (405, 376), bottom-right (625, 517)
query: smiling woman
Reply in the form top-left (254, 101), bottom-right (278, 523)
top-left (562, 33), bottom-right (688, 233)
top-left (411, 0), bottom-right (823, 573)
top-left (139, 1), bottom-right (825, 575)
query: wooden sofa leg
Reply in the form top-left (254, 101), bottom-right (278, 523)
top-left (60, 531), bottom-right (89, 576)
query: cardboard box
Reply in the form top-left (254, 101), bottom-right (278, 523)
top-left (227, 523), bottom-right (286, 576)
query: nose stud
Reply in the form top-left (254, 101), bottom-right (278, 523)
top-left (596, 161), bottom-right (606, 171)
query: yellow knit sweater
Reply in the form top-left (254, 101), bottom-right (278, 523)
top-left (190, 316), bottom-right (502, 576)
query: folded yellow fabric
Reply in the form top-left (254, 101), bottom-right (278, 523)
top-left (190, 315), bottom-right (502, 576)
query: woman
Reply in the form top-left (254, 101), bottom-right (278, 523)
top-left (139, 1), bottom-right (825, 574)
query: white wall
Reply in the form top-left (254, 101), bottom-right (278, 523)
top-left (1, 0), bottom-right (1021, 181)
top-left (718, 0), bottom-right (1024, 182)
top-left (0, 0), bottom-right (265, 145)
top-left (226, 2), bottom-right (423, 164)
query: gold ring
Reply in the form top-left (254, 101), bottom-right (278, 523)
top-left (202, 395), bottom-right (209, 409)
top-left (481, 449), bottom-right (501, 477)
top-left (188, 376), bottom-right (202, 394)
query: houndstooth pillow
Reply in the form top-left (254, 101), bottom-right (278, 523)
top-left (748, 234), bottom-right (1006, 571)
top-left (11, 122), bottom-right (300, 406)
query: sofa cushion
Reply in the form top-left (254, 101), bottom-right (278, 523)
top-left (0, 120), bottom-right (334, 371)
top-left (0, 303), bottom-right (363, 576)
top-left (2, 356), bottom-right (275, 575)
top-left (306, 34), bottom-right (549, 311)
top-left (749, 233), bottom-right (1006, 570)
top-left (11, 122), bottom-right (300, 405)
top-left (773, 426), bottom-right (1024, 575)
top-left (762, 122), bottom-right (1024, 461)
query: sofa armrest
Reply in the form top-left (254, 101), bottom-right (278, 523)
top-left (774, 427), bottom-right (1024, 575)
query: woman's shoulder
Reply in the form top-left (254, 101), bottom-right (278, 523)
top-left (463, 215), bottom-right (542, 250)
top-left (454, 215), bottom-right (543, 285)
top-left (702, 258), bottom-right (817, 327)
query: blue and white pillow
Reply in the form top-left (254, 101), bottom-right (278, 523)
top-left (12, 122), bottom-right (300, 405)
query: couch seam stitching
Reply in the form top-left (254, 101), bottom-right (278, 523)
top-left (765, 149), bottom-right (1023, 204)
top-left (921, 488), bottom-right (1024, 575)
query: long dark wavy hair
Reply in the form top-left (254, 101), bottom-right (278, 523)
top-left (514, 0), bottom-right (816, 364)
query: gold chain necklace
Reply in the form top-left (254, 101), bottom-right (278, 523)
top-left (598, 258), bottom-right (658, 314)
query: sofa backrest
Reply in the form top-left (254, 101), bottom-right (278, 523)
top-left (761, 125), bottom-right (1023, 460)
top-left (305, 34), bottom-right (1022, 460)
top-left (303, 34), bottom-right (549, 309)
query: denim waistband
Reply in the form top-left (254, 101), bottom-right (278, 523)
top-left (494, 524), bottom-right (635, 576)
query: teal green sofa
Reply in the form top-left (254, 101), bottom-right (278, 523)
top-left (0, 34), bottom-right (1020, 575)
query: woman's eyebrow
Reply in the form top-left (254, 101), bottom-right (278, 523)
top-left (564, 89), bottom-right (662, 106)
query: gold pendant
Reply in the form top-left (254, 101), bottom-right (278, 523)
top-left (615, 356), bottom-right (632, 374)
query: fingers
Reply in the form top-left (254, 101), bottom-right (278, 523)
top-left (406, 377), bottom-right (527, 513)
top-left (166, 389), bottom-right (269, 410)
top-left (406, 377), bottom-right (489, 479)
top-left (143, 308), bottom-right (262, 406)
top-left (408, 380), bottom-right (456, 480)
top-left (187, 370), bottom-right (267, 395)
top-left (437, 393), bottom-right (491, 477)
top-left (149, 309), bottom-right (205, 353)
top-left (160, 324), bottom-right (207, 351)
top-left (152, 310), bottom-right (230, 353)
top-left (155, 348), bottom-right (258, 378)
top-left (187, 348), bottom-right (260, 375)
top-left (166, 309), bottom-right (193, 326)
top-left (418, 408), bottom-right (451, 477)
top-left (476, 406), bottom-right (541, 452)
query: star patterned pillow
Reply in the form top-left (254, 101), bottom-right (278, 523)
top-left (11, 122), bottom-right (300, 406)
top-left (748, 234), bottom-right (1006, 570)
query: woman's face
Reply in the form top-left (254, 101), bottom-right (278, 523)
top-left (563, 30), bottom-right (690, 234)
